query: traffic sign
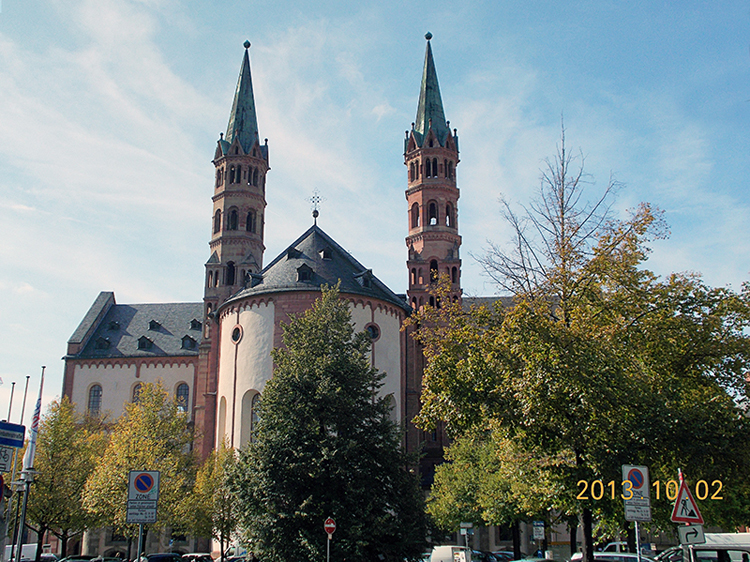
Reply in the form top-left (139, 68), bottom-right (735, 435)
top-left (678, 525), bottom-right (705, 545)
top-left (127, 471), bottom-right (160, 524)
top-left (533, 521), bottom-right (544, 540)
top-left (324, 517), bottom-right (336, 537)
top-left (671, 478), bottom-right (704, 524)
top-left (0, 422), bottom-right (25, 448)
top-left (622, 465), bottom-right (652, 522)
top-left (0, 446), bottom-right (14, 472)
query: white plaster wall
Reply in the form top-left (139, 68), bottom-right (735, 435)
top-left (71, 362), bottom-right (195, 420)
top-left (217, 300), bottom-right (275, 448)
top-left (349, 303), bottom-right (403, 423)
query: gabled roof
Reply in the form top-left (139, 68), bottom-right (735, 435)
top-left (413, 33), bottom-right (450, 148)
top-left (68, 300), bottom-right (203, 359)
top-left (223, 224), bottom-right (409, 312)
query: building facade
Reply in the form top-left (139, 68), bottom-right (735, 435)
top-left (62, 34), bottom-right (459, 554)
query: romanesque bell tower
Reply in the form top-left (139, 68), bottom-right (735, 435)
top-left (196, 41), bottom-right (269, 458)
top-left (405, 33), bottom-right (461, 309)
top-left (404, 33), bottom-right (460, 486)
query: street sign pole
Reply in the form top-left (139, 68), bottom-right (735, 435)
top-left (137, 523), bottom-right (144, 562)
top-left (324, 518), bottom-right (336, 562)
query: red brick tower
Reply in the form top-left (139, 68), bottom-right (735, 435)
top-left (405, 33), bottom-right (461, 311)
top-left (404, 33), bottom-right (460, 486)
top-left (195, 41), bottom-right (270, 458)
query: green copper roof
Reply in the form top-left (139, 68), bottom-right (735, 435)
top-left (225, 43), bottom-right (260, 154)
top-left (414, 34), bottom-right (449, 147)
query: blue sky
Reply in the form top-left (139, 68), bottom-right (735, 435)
top-left (1, 0), bottom-right (749, 425)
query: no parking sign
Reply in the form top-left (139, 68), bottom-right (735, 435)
top-left (622, 465), bottom-right (651, 522)
top-left (127, 470), bottom-right (160, 523)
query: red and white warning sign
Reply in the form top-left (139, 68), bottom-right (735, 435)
top-left (671, 476), bottom-right (704, 524)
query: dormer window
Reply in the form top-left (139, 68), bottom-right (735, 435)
top-left (355, 270), bottom-right (373, 288)
top-left (297, 264), bottom-right (313, 282)
top-left (181, 335), bottom-right (196, 349)
top-left (319, 248), bottom-right (332, 260)
top-left (108, 321), bottom-right (120, 331)
top-left (190, 319), bottom-right (202, 330)
top-left (94, 337), bottom-right (110, 350)
top-left (149, 320), bottom-right (161, 331)
top-left (287, 247), bottom-right (302, 260)
top-left (138, 336), bottom-right (153, 350)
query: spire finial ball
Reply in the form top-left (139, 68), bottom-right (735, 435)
top-left (425, 32), bottom-right (432, 41)
top-left (313, 209), bottom-right (319, 219)
top-left (243, 40), bottom-right (251, 49)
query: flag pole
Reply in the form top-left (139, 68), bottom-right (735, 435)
top-left (13, 368), bottom-right (44, 562)
top-left (9, 376), bottom-right (30, 554)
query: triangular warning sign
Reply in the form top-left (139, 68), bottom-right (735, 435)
top-left (671, 479), bottom-right (704, 524)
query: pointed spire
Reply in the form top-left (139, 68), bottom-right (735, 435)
top-left (414, 32), bottom-right (449, 147)
top-left (226, 41), bottom-right (260, 154)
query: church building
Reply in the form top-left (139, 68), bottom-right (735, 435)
top-left (62, 33), bottom-right (461, 553)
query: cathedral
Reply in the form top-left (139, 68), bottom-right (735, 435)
top-left (62, 33), bottom-right (461, 550)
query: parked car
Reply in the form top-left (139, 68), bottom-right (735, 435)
top-left (182, 555), bottom-right (213, 562)
top-left (571, 553), bottom-right (656, 562)
top-left (146, 554), bottom-right (182, 562)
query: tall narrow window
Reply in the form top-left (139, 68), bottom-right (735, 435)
top-left (88, 385), bottom-right (102, 415)
top-left (411, 268), bottom-right (417, 285)
top-left (132, 383), bottom-right (143, 403)
top-left (425, 159), bottom-right (432, 178)
top-left (176, 383), bottom-right (189, 413)
top-left (228, 209), bottom-right (238, 230)
top-left (411, 203), bottom-right (420, 228)
top-left (446, 203), bottom-right (454, 227)
top-left (229, 166), bottom-right (236, 184)
top-left (253, 168), bottom-right (259, 186)
top-left (226, 262), bottom-right (236, 286)
top-left (452, 266), bottom-right (458, 284)
top-left (213, 210), bottom-right (221, 234)
top-left (428, 202), bottom-right (438, 226)
top-left (444, 159), bottom-right (448, 178)
top-left (237, 165), bottom-right (242, 182)
top-left (246, 210), bottom-right (256, 233)
top-left (433, 158), bottom-right (438, 177)
top-left (430, 259), bottom-right (438, 282)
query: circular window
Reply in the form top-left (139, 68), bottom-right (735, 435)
top-left (231, 325), bottom-right (243, 343)
top-left (365, 323), bottom-right (380, 342)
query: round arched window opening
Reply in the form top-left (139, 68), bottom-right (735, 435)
top-left (231, 325), bottom-right (243, 344)
top-left (365, 323), bottom-right (380, 342)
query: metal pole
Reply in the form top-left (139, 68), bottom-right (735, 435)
top-left (137, 523), bottom-right (144, 562)
top-left (9, 376), bottom-right (31, 557)
top-left (6, 381), bottom-right (16, 421)
top-left (635, 521), bottom-right (642, 562)
top-left (326, 535), bottom-right (330, 562)
top-left (13, 471), bottom-right (33, 562)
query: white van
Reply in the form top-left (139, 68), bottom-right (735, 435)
top-left (430, 546), bottom-right (473, 562)
top-left (4, 544), bottom-right (37, 562)
top-left (656, 534), bottom-right (750, 562)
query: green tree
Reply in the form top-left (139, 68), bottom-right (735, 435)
top-left (25, 398), bottom-right (107, 559)
top-left (231, 286), bottom-right (428, 562)
top-left (410, 130), bottom-right (750, 560)
top-left (189, 439), bottom-right (238, 561)
top-left (82, 382), bottom-right (196, 539)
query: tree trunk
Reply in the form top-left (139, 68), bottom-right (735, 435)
top-left (35, 526), bottom-right (48, 562)
top-left (512, 520), bottom-right (522, 560)
top-left (569, 516), bottom-right (578, 558)
top-left (582, 509), bottom-right (594, 562)
top-left (626, 522), bottom-right (636, 554)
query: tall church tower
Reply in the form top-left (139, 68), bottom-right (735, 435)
top-left (204, 41), bottom-right (270, 313)
top-left (404, 33), bottom-right (460, 486)
top-left (196, 41), bottom-right (270, 458)
top-left (404, 33), bottom-right (461, 309)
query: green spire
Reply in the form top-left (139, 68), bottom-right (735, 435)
top-left (226, 41), bottom-right (260, 153)
top-left (414, 32), bottom-right (449, 147)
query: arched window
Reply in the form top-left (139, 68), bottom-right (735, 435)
top-left (237, 165), bottom-right (242, 182)
top-left (207, 271), bottom-right (213, 288)
top-left (227, 209), bottom-right (238, 230)
top-left (429, 296), bottom-right (435, 307)
top-left (428, 202), bottom-right (438, 225)
top-left (425, 159), bottom-right (432, 178)
top-left (176, 383), bottom-right (189, 413)
top-left (411, 203), bottom-right (420, 228)
top-left (430, 259), bottom-right (438, 282)
top-left (411, 268), bottom-right (417, 285)
top-left (409, 162), bottom-right (414, 181)
top-left (433, 158), bottom-right (438, 176)
top-left (218, 396), bottom-right (227, 444)
top-left (229, 165), bottom-right (236, 184)
top-left (215, 169), bottom-right (221, 187)
top-left (132, 383), bottom-right (143, 403)
top-left (452, 266), bottom-right (458, 284)
top-left (247, 210), bottom-right (256, 233)
top-left (444, 159), bottom-right (448, 178)
top-left (418, 268), bottom-right (423, 284)
top-left (226, 262), bottom-right (236, 286)
top-left (448, 161), bottom-right (454, 179)
top-left (446, 203), bottom-right (453, 227)
top-left (213, 210), bottom-right (221, 234)
top-left (88, 384), bottom-right (102, 415)
top-left (253, 168), bottom-right (259, 186)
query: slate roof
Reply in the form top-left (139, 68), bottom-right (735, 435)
top-left (69, 299), bottom-right (203, 360)
top-left (223, 224), bottom-right (410, 312)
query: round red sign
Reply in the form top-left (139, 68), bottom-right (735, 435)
top-left (324, 517), bottom-right (336, 534)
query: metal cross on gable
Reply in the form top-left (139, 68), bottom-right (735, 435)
top-left (309, 189), bottom-right (326, 224)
